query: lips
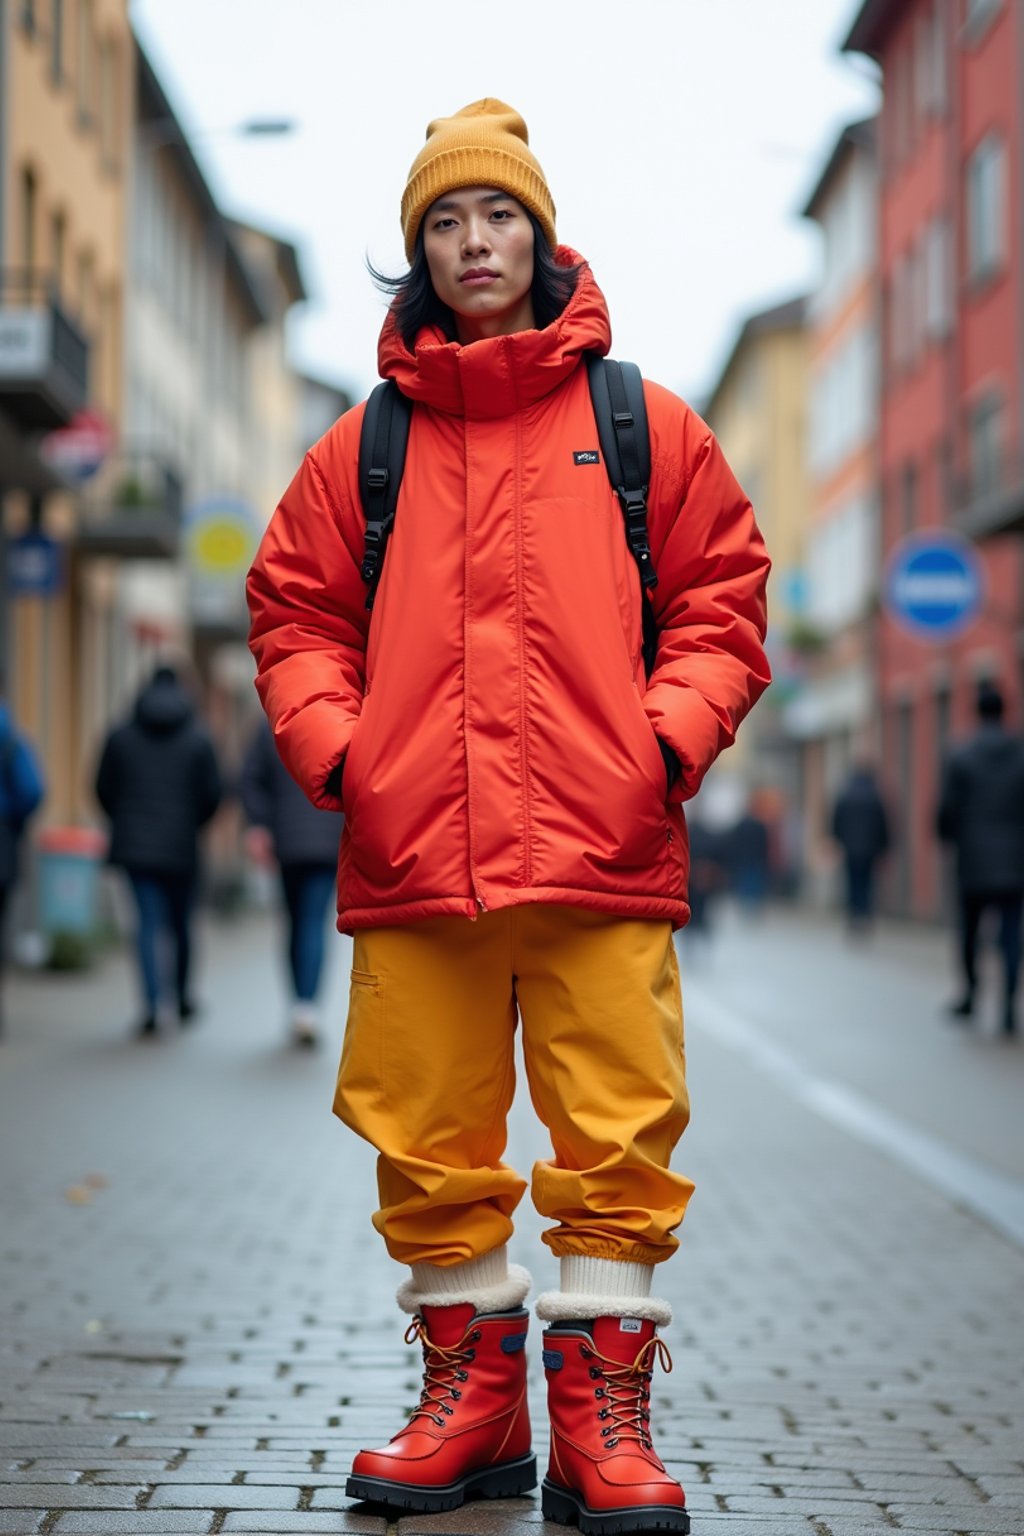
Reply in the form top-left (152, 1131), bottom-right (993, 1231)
top-left (460, 268), bottom-right (499, 285)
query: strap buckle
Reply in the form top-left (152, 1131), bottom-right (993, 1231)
top-left (366, 466), bottom-right (389, 491)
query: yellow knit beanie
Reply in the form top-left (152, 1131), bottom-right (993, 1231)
top-left (401, 98), bottom-right (557, 262)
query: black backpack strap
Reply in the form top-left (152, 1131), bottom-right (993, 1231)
top-left (358, 380), bottom-right (413, 611)
top-left (586, 355), bottom-right (659, 677)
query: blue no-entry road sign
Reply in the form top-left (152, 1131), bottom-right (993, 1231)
top-left (884, 531), bottom-right (983, 641)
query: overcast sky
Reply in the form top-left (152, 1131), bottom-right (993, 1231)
top-left (130, 0), bottom-right (880, 407)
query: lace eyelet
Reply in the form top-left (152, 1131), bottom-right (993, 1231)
top-left (600, 1426), bottom-right (611, 1437)
top-left (432, 1414), bottom-right (445, 1427)
top-left (598, 1409), bottom-right (609, 1420)
top-left (588, 1367), bottom-right (602, 1380)
top-left (607, 1437), bottom-right (619, 1449)
top-left (450, 1388), bottom-right (461, 1400)
top-left (579, 1346), bottom-right (592, 1359)
top-left (464, 1349), bottom-right (476, 1362)
top-left (594, 1388), bottom-right (605, 1399)
top-left (471, 1330), bottom-right (482, 1342)
top-left (456, 1369), bottom-right (469, 1381)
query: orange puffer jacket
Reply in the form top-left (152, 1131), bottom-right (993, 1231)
top-left (247, 252), bottom-right (770, 932)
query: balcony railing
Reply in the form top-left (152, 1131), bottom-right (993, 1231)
top-left (953, 456), bottom-right (1024, 541)
top-left (76, 448), bottom-right (184, 560)
top-left (0, 271), bottom-right (89, 429)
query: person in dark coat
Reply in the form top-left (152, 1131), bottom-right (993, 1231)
top-left (240, 719), bottom-right (343, 1047)
top-left (95, 664), bottom-right (222, 1036)
top-left (831, 761), bottom-right (890, 933)
top-left (0, 693), bottom-right (45, 1035)
top-left (937, 682), bottom-right (1024, 1036)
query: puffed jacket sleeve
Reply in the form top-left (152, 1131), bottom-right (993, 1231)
top-left (246, 433), bottom-right (368, 812)
top-left (642, 389), bottom-right (772, 803)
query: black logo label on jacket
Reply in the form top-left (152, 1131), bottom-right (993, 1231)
top-left (574, 450), bottom-right (601, 466)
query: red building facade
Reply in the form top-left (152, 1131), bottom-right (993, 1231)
top-left (844, 0), bottom-right (1024, 919)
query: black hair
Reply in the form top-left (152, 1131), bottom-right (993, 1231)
top-left (977, 681), bottom-right (1005, 720)
top-left (368, 210), bottom-right (581, 350)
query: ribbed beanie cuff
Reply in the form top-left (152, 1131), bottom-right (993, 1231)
top-left (402, 98), bottom-right (557, 260)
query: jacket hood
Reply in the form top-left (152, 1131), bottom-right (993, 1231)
top-left (377, 247), bottom-right (612, 419)
top-left (134, 675), bottom-right (194, 735)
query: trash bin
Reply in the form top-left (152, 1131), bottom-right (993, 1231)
top-left (36, 827), bottom-right (107, 961)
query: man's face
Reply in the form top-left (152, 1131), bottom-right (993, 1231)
top-left (422, 186), bottom-right (536, 342)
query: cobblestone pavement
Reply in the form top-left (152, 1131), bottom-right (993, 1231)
top-left (1, 901), bottom-right (1023, 1536)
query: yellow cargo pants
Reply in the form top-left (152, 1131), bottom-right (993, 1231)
top-left (333, 904), bottom-right (692, 1268)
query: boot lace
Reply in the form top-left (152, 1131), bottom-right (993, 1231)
top-left (581, 1335), bottom-right (673, 1451)
top-left (404, 1315), bottom-right (481, 1428)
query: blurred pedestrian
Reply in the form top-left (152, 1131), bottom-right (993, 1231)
top-left (937, 681), bottom-right (1024, 1037)
top-left (727, 794), bottom-right (771, 915)
top-left (95, 664), bottom-right (222, 1038)
top-left (240, 718), bottom-right (343, 1048)
top-left (684, 813), bottom-right (728, 948)
top-left (0, 688), bottom-right (45, 1034)
top-left (248, 97), bottom-right (770, 1528)
top-left (830, 760), bottom-right (890, 933)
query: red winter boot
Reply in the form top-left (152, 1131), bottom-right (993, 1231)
top-left (542, 1317), bottom-right (689, 1534)
top-left (346, 1302), bottom-right (536, 1513)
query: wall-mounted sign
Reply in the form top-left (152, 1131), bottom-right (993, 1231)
top-left (185, 497), bottom-right (260, 625)
top-left (40, 408), bottom-right (113, 483)
top-left (7, 531), bottom-right (64, 597)
top-left (0, 310), bottom-right (49, 378)
top-left (884, 531), bottom-right (983, 641)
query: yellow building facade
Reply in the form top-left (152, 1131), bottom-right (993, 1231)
top-left (1, 0), bottom-right (132, 823)
top-left (703, 298), bottom-right (811, 812)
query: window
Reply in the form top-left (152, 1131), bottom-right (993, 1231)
top-left (51, 0), bottom-right (64, 82)
top-left (890, 252), bottom-right (911, 372)
top-left (20, 167), bottom-right (37, 271)
top-left (924, 217), bottom-right (952, 339)
top-left (966, 134), bottom-right (1006, 282)
top-left (964, 0), bottom-right (1001, 43)
top-left (969, 395), bottom-right (1003, 499)
top-left (77, 0), bottom-right (95, 126)
top-left (99, 36), bottom-right (120, 172)
top-left (901, 462), bottom-right (918, 534)
top-left (51, 209), bottom-right (66, 293)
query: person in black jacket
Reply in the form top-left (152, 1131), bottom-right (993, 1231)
top-left (831, 761), bottom-right (890, 933)
top-left (937, 682), bottom-right (1024, 1036)
top-left (95, 664), bottom-right (222, 1036)
top-left (240, 719), bottom-right (343, 1047)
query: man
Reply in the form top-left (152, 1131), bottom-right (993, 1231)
top-left (831, 760), bottom-right (890, 933)
top-left (248, 99), bottom-right (770, 1534)
top-left (938, 681), bottom-right (1024, 1036)
top-left (239, 717), bottom-right (343, 1048)
top-left (95, 664), bottom-right (221, 1037)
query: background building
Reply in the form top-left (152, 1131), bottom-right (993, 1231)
top-left (0, 0), bottom-right (133, 826)
top-left (787, 118), bottom-right (881, 901)
top-left (703, 296), bottom-right (811, 831)
top-left (844, 0), bottom-right (1024, 919)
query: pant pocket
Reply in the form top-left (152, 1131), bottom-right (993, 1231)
top-left (332, 968), bottom-right (386, 1127)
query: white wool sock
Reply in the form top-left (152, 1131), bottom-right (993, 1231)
top-left (396, 1247), bottom-right (531, 1315)
top-left (536, 1255), bottom-right (672, 1327)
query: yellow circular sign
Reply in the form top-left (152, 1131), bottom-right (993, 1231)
top-left (186, 502), bottom-right (259, 577)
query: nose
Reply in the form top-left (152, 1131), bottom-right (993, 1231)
top-left (461, 216), bottom-right (491, 257)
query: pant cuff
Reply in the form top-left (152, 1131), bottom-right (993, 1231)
top-left (536, 1256), bottom-right (671, 1327)
top-left (397, 1248), bottom-right (531, 1315)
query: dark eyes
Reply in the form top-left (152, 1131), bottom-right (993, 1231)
top-left (431, 208), bottom-right (514, 231)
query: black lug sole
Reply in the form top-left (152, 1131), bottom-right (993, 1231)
top-left (542, 1477), bottom-right (690, 1535)
top-left (347, 1451), bottom-right (537, 1513)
